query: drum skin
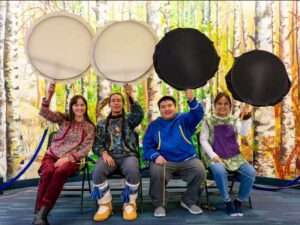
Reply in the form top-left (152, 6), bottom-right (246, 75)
top-left (25, 12), bottom-right (94, 81)
top-left (92, 20), bottom-right (158, 84)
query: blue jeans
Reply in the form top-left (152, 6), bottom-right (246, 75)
top-left (209, 162), bottom-right (256, 202)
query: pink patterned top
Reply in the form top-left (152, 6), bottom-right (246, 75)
top-left (40, 97), bottom-right (95, 162)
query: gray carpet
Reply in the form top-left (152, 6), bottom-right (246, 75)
top-left (0, 179), bottom-right (299, 225)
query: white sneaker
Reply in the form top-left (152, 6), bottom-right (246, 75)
top-left (154, 206), bottom-right (166, 217)
top-left (180, 201), bottom-right (203, 215)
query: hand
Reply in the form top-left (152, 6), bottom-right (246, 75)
top-left (155, 155), bottom-right (167, 165)
top-left (239, 104), bottom-right (252, 120)
top-left (47, 82), bottom-right (56, 101)
top-left (124, 84), bottom-right (133, 97)
top-left (212, 155), bottom-right (223, 163)
top-left (185, 89), bottom-right (194, 102)
top-left (54, 157), bottom-right (70, 168)
top-left (102, 151), bottom-right (115, 167)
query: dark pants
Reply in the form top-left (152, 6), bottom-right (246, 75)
top-left (92, 156), bottom-right (140, 185)
top-left (149, 158), bottom-right (206, 207)
top-left (35, 154), bottom-right (79, 211)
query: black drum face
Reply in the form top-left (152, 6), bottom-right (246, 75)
top-left (227, 50), bottom-right (291, 106)
top-left (153, 28), bottom-right (220, 90)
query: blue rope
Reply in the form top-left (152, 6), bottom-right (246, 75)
top-left (253, 176), bottom-right (300, 191)
top-left (91, 185), bottom-right (109, 200)
top-left (121, 185), bottom-right (138, 203)
top-left (0, 128), bottom-right (48, 191)
top-left (121, 186), bottom-right (131, 203)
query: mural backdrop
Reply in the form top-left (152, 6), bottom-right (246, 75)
top-left (0, 1), bottom-right (300, 181)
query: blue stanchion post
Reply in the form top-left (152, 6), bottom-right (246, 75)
top-left (0, 177), bottom-right (3, 195)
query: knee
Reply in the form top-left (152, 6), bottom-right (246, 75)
top-left (54, 166), bottom-right (72, 178)
top-left (92, 167), bottom-right (108, 184)
top-left (125, 168), bottom-right (140, 183)
top-left (126, 173), bottom-right (140, 185)
top-left (40, 167), bottom-right (55, 178)
top-left (247, 165), bottom-right (256, 180)
top-left (209, 163), bottom-right (227, 177)
top-left (192, 162), bottom-right (206, 180)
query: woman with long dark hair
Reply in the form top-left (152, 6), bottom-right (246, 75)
top-left (33, 83), bottom-right (95, 225)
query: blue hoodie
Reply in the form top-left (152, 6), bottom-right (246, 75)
top-left (143, 98), bottom-right (204, 162)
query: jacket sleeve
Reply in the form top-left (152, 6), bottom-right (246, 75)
top-left (92, 121), bottom-right (107, 156)
top-left (182, 98), bottom-right (204, 133)
top-left (143, 123), bottom-right (160, 161)
top-left (236, 118), bottom-right (252, 136)
top-left (127, 96), bottom-right (144, 128)
top-left (39, 97), bottom-right (66, 124)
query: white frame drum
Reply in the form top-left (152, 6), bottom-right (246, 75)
top-left (25, 12), bottom-right (94, 81)
top-left (92, 20), bottom-right (158, 84)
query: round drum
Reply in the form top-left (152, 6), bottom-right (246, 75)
top-left (227, 50), bottom-right (291, 106)
top-left (25, 12), bottom-right (94, 81)
top-left (92, 20), bottom-right (158, 83)
top-left (153, 28), bottom-right (220, 90)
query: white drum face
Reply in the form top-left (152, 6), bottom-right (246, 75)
top-left (92, 20), bottom-right (158, 83)
top-left (26, 12), bottom-right (93, 81)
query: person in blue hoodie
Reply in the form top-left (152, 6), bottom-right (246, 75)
top-left (143, 89), bottom-right (206, 217)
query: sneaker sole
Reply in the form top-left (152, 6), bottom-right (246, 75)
top-left (180, 202), bottom-right (203, 215)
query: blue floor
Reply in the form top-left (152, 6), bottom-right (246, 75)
top-left (0, 179), bottom-right (299, 225)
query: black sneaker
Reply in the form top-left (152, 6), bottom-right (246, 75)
top-left (225, 201), bottom-right (239, 217)
top-left (233, 199), bottom-right (244, 216)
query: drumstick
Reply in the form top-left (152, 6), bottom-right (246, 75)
top-left (162, 164), bottom-right (166, 208)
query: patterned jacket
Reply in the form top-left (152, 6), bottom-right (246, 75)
top-left (93, 99), bottom-right (144, 157)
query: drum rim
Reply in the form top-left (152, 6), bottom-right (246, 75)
top-left (25, 11), bottom-right (94, 81)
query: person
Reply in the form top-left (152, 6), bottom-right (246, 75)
top-left (92, 84), bottom-right (144, 221)
top-left (200, 92), bottom-right (256, 216)
top-left (33, 83), bottom-right (95, 225)
top-left (143, 89), bottom-right (206, 217)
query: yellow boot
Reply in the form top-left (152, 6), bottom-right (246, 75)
top-left (93, 202), bottom-right (113, 221)
top-left (123, 202), bottom-right (137, 221)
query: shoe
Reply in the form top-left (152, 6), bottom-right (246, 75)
top-left (225, 201), bottom-right (239, 217)
top-left (153, 206), bottom-right (166, 217)
top-left (123, 202), bottom-right (138, 221)
top-left (233, 199), bottom-right (244, 217)
top-left (180, 201), bottom-right (203, 215)
top-left (32, 206), bottom-right (50, 225)
top-left (93, 202), bottom-right (113, 221)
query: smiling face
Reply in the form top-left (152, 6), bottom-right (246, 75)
top-left (214, 95), bottom-right (231, 117)
top-left (159, 100), bottom-right (177, 120)
top-left (109, 93), bottom-right (124, 115)
top-left (72, 98), bottom-right (87, 118)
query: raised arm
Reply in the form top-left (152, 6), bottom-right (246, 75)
top-left (182, 89), bottom-right (204, 132)
top-left (39, 82), bottom-right (66, 124)
top-left (236, 104), bottom-right (252, 136)
top-left (124, 84), bottom-right (144, 128)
